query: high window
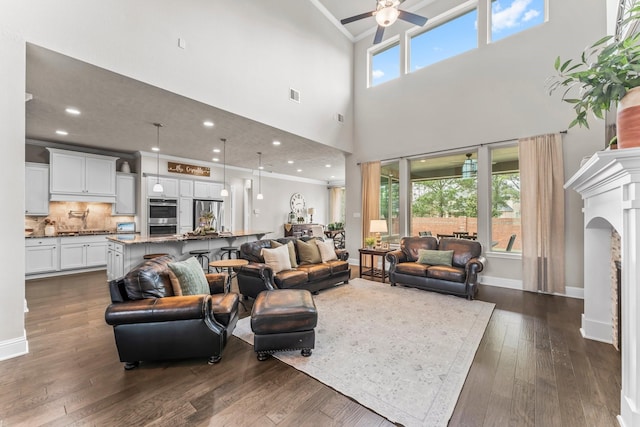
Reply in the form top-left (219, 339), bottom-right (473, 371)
top-left (491, 0), bottom-right (545, 42)
top-left (370, 42), bottom-right (400, 87)
top-left (409, 152), bottom-right (478, 239)
top-left (490, 145), bottom-right (521, 252)
top-left (409, 8), bottom-right (478, 72)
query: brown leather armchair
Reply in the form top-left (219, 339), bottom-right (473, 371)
top-left (105, 255), bottom-right (239, 370)
top-left (386, 236), bottom-right (486, 300)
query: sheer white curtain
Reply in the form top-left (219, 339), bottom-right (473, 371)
top-left (519, 133), bottom-right (565, 293)
top-left (329, 187), bottom-right (342, 223)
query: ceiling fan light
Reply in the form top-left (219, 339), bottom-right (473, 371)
top-left (376, 7), bottom-right (399, 27)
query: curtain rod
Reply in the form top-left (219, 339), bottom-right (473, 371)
top-left (356, 130), bottom-right (568, 165)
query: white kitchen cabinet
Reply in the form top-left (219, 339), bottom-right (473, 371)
top-left (25, 238), bottom-right (59, 274)
top-left (113, 173), bottom-right (136, 215)
top-left (60, 236), bottom-right (108, 271)
top-left (179, 196), bottom-right (193, 232)
top-left (179, 179), bottom-right (193, 197)
top-left (107, 241), bottom-right (125, 281)
top-left (47, 148), bottom-right (117, 202)
top-left (25, 163), bottom-right (49, 216)
top-left (146, 176), bottom-right (178, 198)
top-left (193, 181), bottom-right (223, 199)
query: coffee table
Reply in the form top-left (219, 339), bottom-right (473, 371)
top-left (209, 258), bottom-right (249, 293)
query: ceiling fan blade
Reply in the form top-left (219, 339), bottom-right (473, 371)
top-left (341, 11), bottom-right (376, 25)
top-left (373, 26), bottom-right (385, 44)
top-left (398, 10), bottom-right (428, 26)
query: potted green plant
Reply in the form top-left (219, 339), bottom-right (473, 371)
top-left (548, 5), bottom-right (640, 148)
top-left (364, 237), bottom-right (376, 248)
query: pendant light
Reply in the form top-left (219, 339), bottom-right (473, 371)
top-left (256, 151), bottom-right (264, 200)
top-left (462, 153), bottom-right (477, 178)
top-left (220, 138), bottom-right (229, 197)
top-left (152, 123), bottom-right (164, 193)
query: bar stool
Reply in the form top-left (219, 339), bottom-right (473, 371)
top-left (189, 249), bottom-right (211, 272)
top-left (219, 246), bottom-right (240, 260)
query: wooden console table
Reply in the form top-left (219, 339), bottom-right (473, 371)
top-left (358, 247), bottom-right (392, 283)
top-left (284, 223), bottom-right (317, 237)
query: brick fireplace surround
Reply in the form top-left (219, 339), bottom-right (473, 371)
top-left (566, 148), bottom-right (640, 427)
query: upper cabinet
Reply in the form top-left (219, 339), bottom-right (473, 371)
top-left (47, 148), bottom-right (117, 202)
top-left (179, 179), bottom-right (194, 197)
top-left (25, 163), bottom-right (50, 216)
top-left (193, 181), bottom-right (223, 199)
top-left (146, 176), bottom-right (178, 198)
top-left (113, 173), bottom-right (136, 215)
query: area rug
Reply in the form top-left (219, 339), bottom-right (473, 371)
top-left (232, 278), bottom-right (495, 427)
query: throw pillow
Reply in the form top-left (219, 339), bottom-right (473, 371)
top-left (270, 240), bottom-right (298, 267)
top-left (167, 269), bottom-right (183, 296)
top-left (167, 257), bottom-right (210, 295)
top-left (417, 249), bottom-right (454, 267)
top-left (316, 239), bottom-right (337, 262)
top-left (261, 245), bottom-right (292, 274)
top-left (297, 239), bottom-right (322, 264)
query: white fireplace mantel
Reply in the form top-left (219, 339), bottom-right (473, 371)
top-left (565, 147), bottom-right (640, 427)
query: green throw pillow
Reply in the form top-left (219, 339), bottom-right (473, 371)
top-left (296, 239), bottom-right (322, 264)
top-left (417, 249), bottom-right (454, 267)
top-left (167, 256), bottom-right (210, 295)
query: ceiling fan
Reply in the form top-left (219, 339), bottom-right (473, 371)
top-left (341, 0), bottom-right (428, 45)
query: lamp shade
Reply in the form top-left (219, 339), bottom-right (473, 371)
top-left (308, 207), bottom-right (316, 215)
top-left (370, 219), bottom-right (388, 233)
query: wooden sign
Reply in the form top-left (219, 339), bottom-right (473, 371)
top-left (167, 162), bottom-right (210, 177)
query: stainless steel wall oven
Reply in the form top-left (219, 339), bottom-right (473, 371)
top-left (148, 198), bottom-right (178, 235)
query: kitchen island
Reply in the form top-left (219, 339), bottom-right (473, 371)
top-left (106, 230), bottom-right (270, 281)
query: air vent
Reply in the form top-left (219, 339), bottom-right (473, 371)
top-left (289, 88), bottom-right (301, 103)
top-left (336, 113), bottom-right (345, 123)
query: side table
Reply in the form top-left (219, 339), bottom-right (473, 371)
top-left (209, 258), bottom-right (249, 293)
top-left (358, 247), bottom-right (392, 283)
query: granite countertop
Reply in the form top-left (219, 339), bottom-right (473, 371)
top-left (25, 230), bottom-right (133, 239)
top-left (106, 230), bottom-right (271, 245)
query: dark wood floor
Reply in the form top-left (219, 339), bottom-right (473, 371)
top-left (1, 269), bottom-right (620, 426)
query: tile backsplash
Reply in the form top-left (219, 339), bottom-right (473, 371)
top-left (25, 202), bottom-right (135, 233)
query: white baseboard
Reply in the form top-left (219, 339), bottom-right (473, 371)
top-left (563, 286), bottom-right (584, 299)
top-left (580, 314), bottom-right (613, 344)
top-left (478, 275), bottom-right (523, 290)
top-left (0, 331), bottom-right (29, 362)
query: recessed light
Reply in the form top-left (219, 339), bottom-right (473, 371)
top-left (273, 141), bottom-right (281, 146)
top-left (213, 148), bottom-right (221, 153)
top-left (297, 169), bottom-right (302, 172)
top-left (331, 175), bottom-right (335, 178)
top-left (287, 160), bottom-right (294, 164)
top-left (212, 157), bottom-right (219, 162)
top-left (325, 164), bottom-right (331, 168)
top-left (203, 121), bottom-right (214, 127)
top-left (56, 130), bottom-right (68, 136)
top-left (152, 147), bottom-right (160, 152)
top-left (258, 166), bottom-right (264, 170)
top-left (65, 107), bottom-right (81, 115)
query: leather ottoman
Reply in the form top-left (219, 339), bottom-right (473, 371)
top-left (250, 289), bottom-right (318, 361)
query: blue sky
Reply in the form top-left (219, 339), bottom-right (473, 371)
top-left (372, 0), bottom-right (545, 86)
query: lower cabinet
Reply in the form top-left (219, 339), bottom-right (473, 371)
top-left (107, 242), bottom-right (125, 281)
top-left (59, 236), bottom-right (108, 271)
top-left (25, 238), bottom-right (59, 274)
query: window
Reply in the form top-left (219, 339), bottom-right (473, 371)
top-left (491, 0), bottom-right (545, 42)
top-left (490, 145), bottom-right (520, 252)
top-left (409, 152), bottom-right (478, 239)
top-left (371, 42), bottom-right (400, 86)
top-left (409, 8), bottom-right (478, 72)
top-left (380, 161), bottom-right (400, 243)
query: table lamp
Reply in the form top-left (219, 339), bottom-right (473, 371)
top-left (308, 207), bottom-right (315, 223)
top-left (370, 219), bottom-right (388, 247)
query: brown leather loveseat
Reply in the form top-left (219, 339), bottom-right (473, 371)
top-left (386, 236), bottom-right (486, 300)
top-left (104, 255), bottom-right (239, 370)
top-left (236, 236), bottom-right (350, 298)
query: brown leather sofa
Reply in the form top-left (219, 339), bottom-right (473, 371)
top-left (236, 236), bottom-right (350, 298)
top-left (386, 236), bottom-right (486, 300)
top-left (104, 255), bottom-right (239, 369)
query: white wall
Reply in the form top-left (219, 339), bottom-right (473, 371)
top-left (0, 30), bottom-right (28, 360)
top-left (344, 0), bottom-right (606, 290)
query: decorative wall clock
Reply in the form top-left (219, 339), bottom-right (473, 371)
top-left (290, 192), bottom-right (306, 215)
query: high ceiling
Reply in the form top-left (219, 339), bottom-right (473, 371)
top-left (24, 1), bottom-right (433, 183)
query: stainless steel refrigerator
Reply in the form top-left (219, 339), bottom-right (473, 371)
top-left (193, 199), bottom-right (224, 231)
